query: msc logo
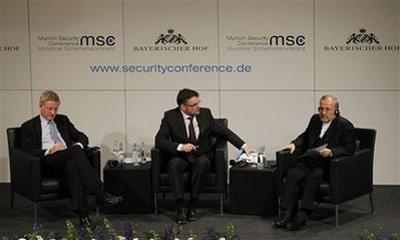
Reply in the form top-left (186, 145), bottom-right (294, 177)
top-left (346, 28), bottom-right (379, 44)
top-left (155, 29), bottom-right (187, 45)
top-left (80, 35), bottom-right (116, 46)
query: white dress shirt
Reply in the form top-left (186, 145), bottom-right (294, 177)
top-left (319, 121), bottom-right (332, 139)
top-left (177, 111), bottom-right (200, 151)
top-left (40, 115), bottom-right (66, 156)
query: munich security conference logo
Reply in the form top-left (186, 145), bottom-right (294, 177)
top-left (346, 28), bottom-right (380, 44)
top-left (155, 29), bottom-right (188, 45)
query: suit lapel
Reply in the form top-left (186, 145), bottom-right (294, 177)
top-left (175, 108), bottom-right (188, 140)
top-left (33, 115), bottom-right (42, 148)
top-left (309, 119), bottom-right (322, 147)
top-left (54, 115), bottom-right (70, 146)
top-left (196, 112), bottom-right (205, 140)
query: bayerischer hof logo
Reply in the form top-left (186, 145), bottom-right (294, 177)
top-left (324, 27), bottom-right (399, 52)
top-left (132, 28), bottom-right (208, 52)
top-left (155, 29), bottom-right (188, 45)
top-left (346, 28), bottom-right (379, 44)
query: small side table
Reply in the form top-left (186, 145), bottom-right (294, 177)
top-left (103, 161), bottom-right (153, 214)
top-left (229, 165), bottom-right (277, 216)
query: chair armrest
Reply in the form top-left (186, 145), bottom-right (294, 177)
top-left (85, 146), bottom-right (101, 176)
top-left (151, 147), bottom-right (162, 192)
top-left (10, 148), bottom-right (41, 201)
top-left (214, 140), bottom-right (228, 190)
top-left (329, 149), bottom-right (373, 203)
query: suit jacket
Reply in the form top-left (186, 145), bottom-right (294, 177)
top-left (291, 114), bottom-right (356, 160)
top-left (20, 114), bottom-right (89, 159)
top-left (155, 107), bottom-right (245, 159)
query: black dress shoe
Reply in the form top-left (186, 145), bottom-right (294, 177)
top-left (176, 208), bottom-right (187, 225)
top-left (187, 207), bottom-right (197, 222)
top-left (274, 215), bottom-right (290, 228)
top-left (287, 215), bottom-right (306, 231)
top-left (79, 216), bottom-right (92, 229)
top-left (97, 193), bottom-right (124, 207)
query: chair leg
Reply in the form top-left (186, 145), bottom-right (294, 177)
top-left (335, 205), bottom-right (339, 227)
top-left (96, 207), bottom-right (100, 216)
top-left (10, 191), bottom-right (14, 209)
top-left (34, 203), bottom-right (38, 223)
top-left (369, 192), bottom-right (375, 214)
top-left (220, 193), bottom-right (224, 215)
top-left (154, 193), bottom-right (158, 215)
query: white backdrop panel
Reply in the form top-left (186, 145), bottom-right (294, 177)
top-left (0, 90), bottom-right (3, 182)
top-left (124, 2), bottom-right (219, 90)
top-left (1, 90), bottom-right (32, 182)
top-left (2, 1), bottom-right (30, 90)
top-left (316, 91), bottom-right (400, 185)
top-left (315, 1), bottom-right (399, 90)
top-left (126, 90), bottom-right (220, 153)
top-left (32, 90), bottom-right (126, 171)
top-left (30, 1), bottom-right (124, 90)
top-left (221, 91), bottom-right (315, 160)
top-left (0, 0), bottom-right (3, 90)
top-left (219, 2), bottom-right (314, 90)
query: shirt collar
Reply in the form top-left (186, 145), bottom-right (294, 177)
top-left (322, 120), bottom-right (332, 127)
top-left (40, 114), bottom-right (51, 125)
top-left (180, 110), bottom-right (193, 121)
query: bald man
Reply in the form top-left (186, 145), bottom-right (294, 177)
top-left (274, 95), bottom-right (356, 230)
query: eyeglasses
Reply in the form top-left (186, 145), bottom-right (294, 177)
top-left (318, 106), bottom-right (334, 113)
top-left (185, 100), bottom-right (201, 107)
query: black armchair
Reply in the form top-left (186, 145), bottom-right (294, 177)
top-left (276, 128), bottom-right (376, 226)
top-left (151, 119), bottom-right (228, 215)
top-left (7, 127), bottom-right (101, 222)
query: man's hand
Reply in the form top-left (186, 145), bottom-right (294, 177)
top-left (50, 142), bottom-right (66, 154)
top-left (319, 148), bottom-right (333, 158)
top-left (242, 145), bottom-right (253, 155)
top-left (180, 143), bottom-right (198, 153)
top-left (280, 143), bottom-right (296, 154)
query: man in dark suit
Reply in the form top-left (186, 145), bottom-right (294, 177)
top-left (20, 90), bottom-right (122, 227)
top-left (274, 95), bottom-right (356, 230)
top-left (155, 88), bottom-right (252, 224)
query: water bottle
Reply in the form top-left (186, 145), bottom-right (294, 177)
top-left (132, 143), bottom-right (140, 166)
top-left (258, 146), bottom-right (266, 168)
top-left (112, 141), bottom-right (119, 158)
top-left (113, 141), bottom-right (124, 163)
top-left (140, 142), bottom-right (146, 163)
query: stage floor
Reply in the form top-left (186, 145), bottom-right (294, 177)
top-left (0, 184), bottom-right (399, 240)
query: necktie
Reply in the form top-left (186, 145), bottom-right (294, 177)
top-left (188, 117), bottom-right (197, 144)
top-left (49, 121), bottom-right (62, 143)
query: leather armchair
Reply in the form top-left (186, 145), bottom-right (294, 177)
top-left (7, 127), bottom-right (101, 222)
top-left (151, 119), bottom-right (228, 214)
top-left (276, 128), bottom-right (376, 226)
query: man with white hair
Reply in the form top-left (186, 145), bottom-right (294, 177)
top-left (274, 95), bottom-right (356, 230)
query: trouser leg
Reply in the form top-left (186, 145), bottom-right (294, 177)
top-left (190, 155), bottom-right (210, 201)
top-left (300, 167), bottom-right (324, 211)
top-left (168, 157), bottom-right (188, 202)
top-left (281, 166), bottom-right (307, 215)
